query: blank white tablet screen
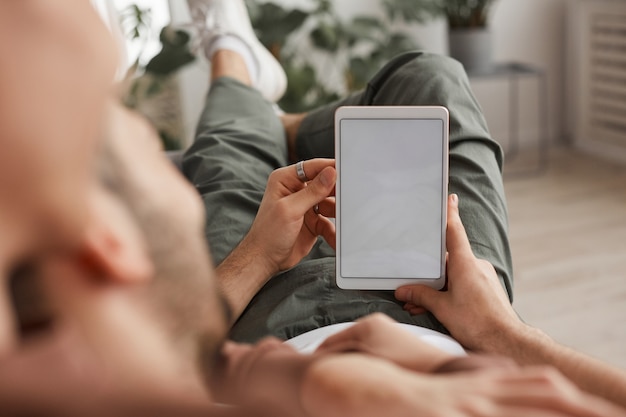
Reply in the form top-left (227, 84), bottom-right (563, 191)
top-left (339, 118), bottom-right (444, 279)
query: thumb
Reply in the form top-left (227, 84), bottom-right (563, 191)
top-left (395, 284), bottom-right (443, 312)
top-left (287, 167), bottom-right (336, 214)
top-left (446, 194), bottom-right (473, 258)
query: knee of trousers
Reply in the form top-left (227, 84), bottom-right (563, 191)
top-left (371, 52), bottom-right (470, 105)
top-left (398, 52), bottom-right (466, 81)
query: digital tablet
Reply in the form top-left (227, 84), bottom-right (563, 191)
top-left (335, 106), bottom-right (449, 290)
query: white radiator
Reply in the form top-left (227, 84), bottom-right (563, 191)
top-left (570, 0), bottom-right (626, 163)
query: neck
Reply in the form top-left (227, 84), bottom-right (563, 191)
top-left (46, 264), bottom-right (210, 403)
top-left (90, 289), bottom-right (209, 400)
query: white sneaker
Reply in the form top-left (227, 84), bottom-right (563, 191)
top-left (187, 0), bottom-right (287, 102)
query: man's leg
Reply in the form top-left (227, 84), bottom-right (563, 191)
top-left (181, 0), bottom-right (291, 264)
top-left (182, 51), bottom-right (287, 265)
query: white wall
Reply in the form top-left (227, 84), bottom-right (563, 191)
top-left (487, 0), bottom-right (569, 148)
top-left (172, 0), bottom-right (569, 149)
top-left (340, 0), bottom-right (569, 149)
top-left (110, 0), bottom-right (171, 69)
top-left (169, 1), bottom-right (210, 146)
top-left (343, 0), bottom-right (570, 150)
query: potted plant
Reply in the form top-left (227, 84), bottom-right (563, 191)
top-left (247, 0), bottom-right (423, 112)
top-left (120, 4), bottom-right (196, 150)
top-left (400, 0), bottom-right (497, 72)
top-left (445, 0), bottom-right (497, 73)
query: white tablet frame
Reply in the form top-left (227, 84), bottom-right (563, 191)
top-left (335, 106), bottom-right (449, 290)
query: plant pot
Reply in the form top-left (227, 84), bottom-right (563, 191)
top-left (448, 28), bottom-right (493, 74)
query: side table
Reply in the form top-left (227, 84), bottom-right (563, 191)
top-left (467, 63), bottom-right (549, 175)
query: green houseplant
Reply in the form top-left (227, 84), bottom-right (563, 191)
top-left (445, 0), bottom-right (497, 72)
top-left (407, 0), bottom-right (498, 72)
top-left (246, 0), bottom-right (425, 113)
top-left (120, 4), bottom-right (196, 150)
top-left (121, 0), bottom-right (425, 141)
top-left (377, 0), bottom-right (496, 28)
top-left (122, 0), bottom-right (484, 145)
top-left (442, 0), bottom-right (496, 28)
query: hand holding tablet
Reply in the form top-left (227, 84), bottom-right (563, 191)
top-left (335, 106), bottom-right (449, 290)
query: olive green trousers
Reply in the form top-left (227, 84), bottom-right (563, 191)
top-left (183, 52), bottom-right (512, 343)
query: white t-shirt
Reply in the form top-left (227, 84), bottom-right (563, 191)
top-left (285, 322), bottom-right (466, 356)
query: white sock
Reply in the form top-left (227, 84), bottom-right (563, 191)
top-left (207, 35), bottom-right (259, 84)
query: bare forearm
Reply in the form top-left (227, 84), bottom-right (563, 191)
top-left (395, 195), bottom-right (626, 412)
top-left (490, 324), bottom-right (626, 409)
top-left (216, 237), bottom-right (276, 322)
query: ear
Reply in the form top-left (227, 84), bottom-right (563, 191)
top-left (80, 187), bottom-right (153, 284)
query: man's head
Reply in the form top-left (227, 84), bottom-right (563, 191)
top-left (0, 0), bottom-right (118, 353)
top-left (22, 105), bottom-right (230, 400)
top-left (1, 0), bottom-right (228, 401)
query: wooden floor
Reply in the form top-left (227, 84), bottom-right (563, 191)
top-left (504, 146), bottom-right (626, 369)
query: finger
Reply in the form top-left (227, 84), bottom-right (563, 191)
top-left (318, 314), bottom-right (398, 353)
top-left (395, 284), bottom-right (442, 313)
top-left (496, 368), bottom-right (624, 417)
top-left (316, 197), bottom-right (335, 218)
top-left (271, 159), bottom-right (336, 194)
top-left (496, 385), bottom-right (612, 417)
top-left (302, 158), bottom-right (335, 178)
top-left (291, 159), bottom-right (335, 184)
top-left (497, 410), bottom-right (574, 417)
top-left (304, 209), bottom-right (336, 250)
top-left (318, 215), bottom-right (336, 250)
top-left (446, 194), bottom-right (474, 259)
top-left (316, 324), bottom-right (366, 353)
top-left (403, 303), bottom-right (427, 315)
top-left (286, 166), bottom-right (336, 215)
top-left (315, 340), bottom-right (363, 355)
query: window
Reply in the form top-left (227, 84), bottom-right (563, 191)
top-left (92, 0), bottom-right (171, 70)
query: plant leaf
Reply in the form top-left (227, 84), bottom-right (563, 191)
top-left (311, 22), bottom-right (341, 52)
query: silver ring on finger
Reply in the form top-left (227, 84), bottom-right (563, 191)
top-left (296, 160), bottom-right (309, 182)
